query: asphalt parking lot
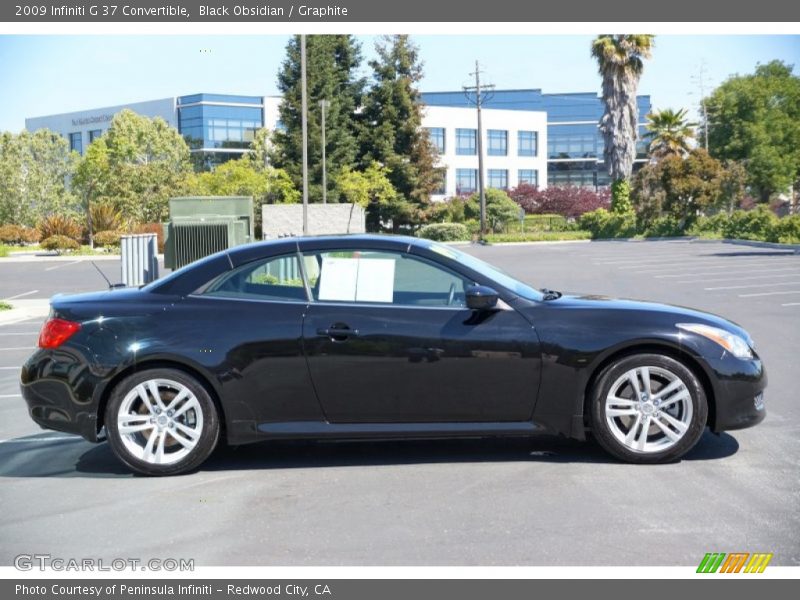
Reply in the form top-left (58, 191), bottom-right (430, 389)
top-left (0, 240), bottom-right (798, 566)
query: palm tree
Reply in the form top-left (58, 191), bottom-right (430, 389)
top-left (645, 108), bottom-right (697, 158)
top-left (591, 34), bottom-right (655, 212)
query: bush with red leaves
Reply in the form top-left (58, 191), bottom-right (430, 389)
top-left (508, 185), bottom-right (611, 219)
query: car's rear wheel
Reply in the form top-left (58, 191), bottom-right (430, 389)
top-left (105, 368), bottom-right (220, 476)
top-left (590, 354), bottom-right (707, 463)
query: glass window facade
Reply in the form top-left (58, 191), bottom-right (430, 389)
top-left (518, 131), bottom-right (538, 157)
top-left (456, 128), bottom-right (477, 155)
top-left (487, 169), bottom-right (508, 190)
top-left (177, 95), bottom-right (263, 154)
top-left (487, 129), bottom-right (507, 156)
top-left (88, 129), bottom-right (102, 143)
top-left (455, 168), bottom-right (478, 194)
top-left (427, 127), bottom-right (446, 154)
top-left (518, 169), bottom-right (538, 187)
top-left (68, 132), bottom-right (82, 154)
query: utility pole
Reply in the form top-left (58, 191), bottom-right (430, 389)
top-left (691, 61), bottom-right (711, 151)
top-left (464, 60), bottom-right (494, 241)
top-left (320, 99), bottom-right (330, 204)
top-left (300, 34), bottom-right (309, 235)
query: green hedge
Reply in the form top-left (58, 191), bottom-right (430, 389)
top-left (485, 231), bottom-right (591, 243)
top-left (40, 235), bottom-right (80, 251)
top-left (417, 223), bottom-right (471, 242)
top-left (579, 209), bottom-right (637, 239)
top-left (688, 208), bottom-right (800, 244)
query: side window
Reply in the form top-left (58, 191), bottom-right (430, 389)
top-left (304, 250), bottom-right (471, 307)
top-left (202, 254), bottom-right (307, 302)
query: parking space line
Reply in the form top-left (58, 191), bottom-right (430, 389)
top-left (705, 282), bottom-right (800, 291)
top-left (0, 436), bottom-right (79, 444)
top-left (782, 302), bottom-right (800, 306)
top-left (739, 290), bottom-right (800, 298)
top-left (0, 366), bottom-right (20, 370)
top-left (676, 272), bottom-right (800, 284)
top-left (622, 259), bottom-right (800, 272)
top-left (0, 394), bottom-right (21, 398)
top-left (2, 289), bottom-right (39, 301)
top-left (656, 267), bottom-right (800, 279)
top-left (0, 347), bottom-right (33, 351)
top-left (44, 260), bottom-right (81, 272)
top-left (0, 332), bottom-right (39, 336)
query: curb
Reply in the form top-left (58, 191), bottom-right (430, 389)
top-left (0, 299), bottom-right (50, 326)
top-left (722, 239), bottom-right (800, 253)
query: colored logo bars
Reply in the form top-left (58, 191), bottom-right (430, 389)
top-left (697, 553), bottom-right (773, 573)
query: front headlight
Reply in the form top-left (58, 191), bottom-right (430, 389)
top-left (677, 323), bottom-right (753, 359)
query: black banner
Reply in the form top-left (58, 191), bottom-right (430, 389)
top-left (2, 0), bottom-right (800, 22)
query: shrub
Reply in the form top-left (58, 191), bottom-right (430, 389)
top-left (722, 206), bottom-right (779, 241)
top-left (38, 214), bottom-right (81, 241)
top-left (93, 230), bottom-right (122, 248)
top-left (484, 230), bottom-right (592, 243)
top-left (579, 208), bottom-right (637, 239)
top-left (464, 188), bottom-right (520, 232)
top-left (417, 223), bottom-right (470, 242)
top-left (131, 223), bottom-right (165, 253)
top-left (642, 216), bottom-right (685, 238)
top-left (688, 213), bottom-right (729, 236)
top-left (0, 224), bottom-right (40, 245)
top-left (771, 215), bottom-right (800, 244)
top-left (90, 202), bottom-right (123, 233)
top-left (509, 185), bottom-right (610, 218)
top-left (40, 235), bottom-right (80, 251)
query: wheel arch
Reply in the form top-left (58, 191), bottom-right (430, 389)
top-left (580, 342), bottom-right (717, 432)
top-left (96, 359), bottom-right (228, 443)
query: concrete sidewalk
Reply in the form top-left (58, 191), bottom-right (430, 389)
top-left (0, 299), bottom-right (50, 326)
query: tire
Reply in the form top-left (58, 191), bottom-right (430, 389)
top-left (105, 368), bottom-right (220, 476)
top-left (589, 354), bottom-right (707, 464)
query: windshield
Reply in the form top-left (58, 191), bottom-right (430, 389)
top-left (425, 242), bottom-right (544, 301)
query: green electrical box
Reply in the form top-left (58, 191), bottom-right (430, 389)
top-left (164, 196), bottom-right (254, 269)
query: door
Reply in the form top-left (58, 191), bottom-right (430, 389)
top-left (300, 248), bottom-right (541, 423)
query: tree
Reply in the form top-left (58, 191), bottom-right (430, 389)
top-left (271, 35), bottom-right (365, 204)
top-left (591, 34), bottom-right (655, 212)
top-left (704, 60), bottom-right (800, 203)
top-left (0, 129), bottom-right (78, 227)
top-left (74, 110), bottom-right (193, 224)
top-left (190, 157), bottom-right (299, 237)
top-left (336, 162), bottom-right (400, 230)
top-left (465, 188), bottom-right (519, 232)
top-left (359, 35), bottom-right (439, 213)
top-left (631, 148), bottom-right (745, 228)
top-left (644, 108), bottom-right (696, 158)
top-left (248, 128), bottom-right (274, 169)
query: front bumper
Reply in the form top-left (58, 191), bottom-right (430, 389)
top-left (706, 354), bottom-right (767, 432)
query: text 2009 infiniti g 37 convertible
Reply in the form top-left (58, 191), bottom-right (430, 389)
top-left (21, 235), bottom-right (766, 475)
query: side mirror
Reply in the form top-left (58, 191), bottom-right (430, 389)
top-left (465, 285), bottom-right (499, 311)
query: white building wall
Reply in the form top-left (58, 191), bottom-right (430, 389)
top-left (25, 98), bottom-right (177, 153)
top-left (422, 106), bottom-right (548, 201)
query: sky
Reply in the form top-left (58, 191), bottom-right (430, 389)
top-left (0, 34), bottom-right (798, 132)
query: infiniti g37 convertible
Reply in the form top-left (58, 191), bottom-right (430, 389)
top-left (21, 235), bottom-right (766, 475)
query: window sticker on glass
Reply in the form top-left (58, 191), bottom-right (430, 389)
top-left (317, 257), bottom-right (396, 303)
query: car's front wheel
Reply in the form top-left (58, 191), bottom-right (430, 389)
top-left (590, 354), bottom-right (707, 463)
top-left (105, 368), bottom-right (220, 476)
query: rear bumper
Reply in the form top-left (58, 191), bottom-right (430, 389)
top-left (707, 355), bottom-right (767, 433)
top-left (20, 350), bottom-right (103, 443)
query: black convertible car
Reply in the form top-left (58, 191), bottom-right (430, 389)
top-left (21, 235), bottom-right (766, 475)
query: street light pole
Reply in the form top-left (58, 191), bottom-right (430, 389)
top-left (300, 34), bottom-right (309, 235)
top-left (320, 99), bottom-right (329, 205)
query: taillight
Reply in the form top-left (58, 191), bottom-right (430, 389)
top-left (38, 318), bottom-right (81, 349)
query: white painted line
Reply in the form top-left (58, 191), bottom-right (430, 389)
top-left (676, 272), bottom-right (800, 284)
top-left (739, 290), bottom-right (800, 298)
top-left (782, 302), bottom-right (800, 306)
top-left (0, 347), bottom-right (33, 351)
top-left (601, 254), bottom-right (796, 265)
top-left (2, 289), bottom-right (39, 301)
top-left (0, 436), bottom-right (80, 444)
top-left (0, 332), bottom-right (39, 336)
top-left (622, 258), bottom-right (800, 271)
top-left (656, 267), bottom-right (800, 279)
top-left (44, 260), bottom-right (81, 272)
top-left (0, 393), bottom-right (21, 398)
top-left (0, 366), bottom-right (20, 370)
top-left (705, 282), bottom-right (800, 291)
